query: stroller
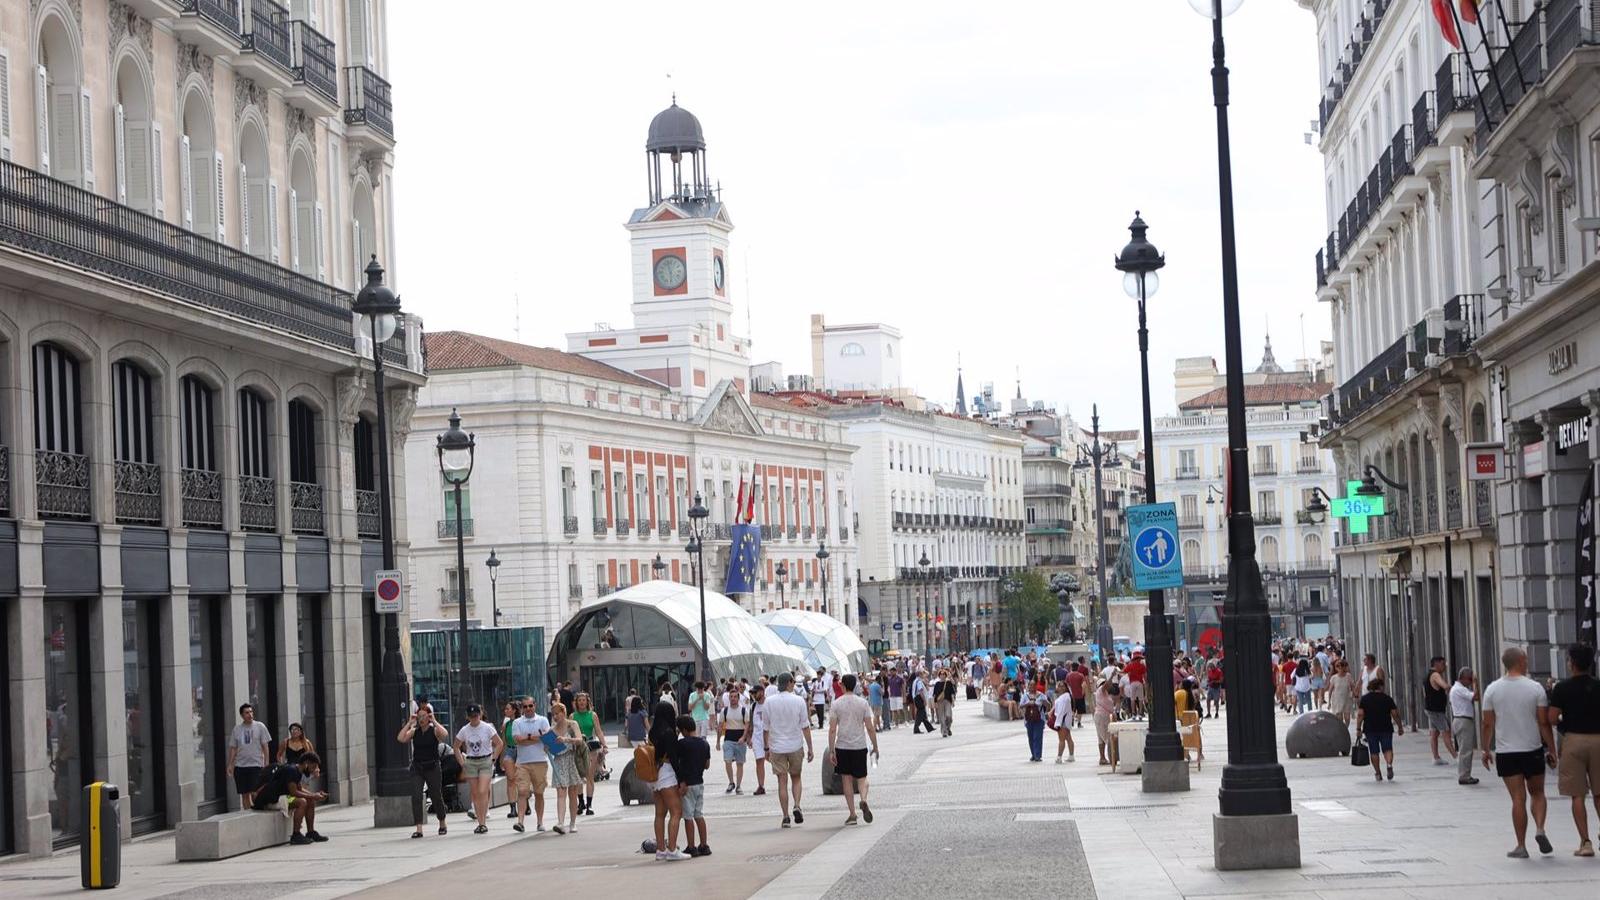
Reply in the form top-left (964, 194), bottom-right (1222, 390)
top-left (592, 741), bottom-right (612, 781)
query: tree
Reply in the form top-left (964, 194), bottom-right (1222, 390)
top-left (1002, 570), bottom-right (1058, 646)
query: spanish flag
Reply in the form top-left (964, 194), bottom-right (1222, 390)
top-left (1433, 0), bottom-right (1461, 49)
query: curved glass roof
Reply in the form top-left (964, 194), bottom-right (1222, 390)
top-left (755, 609), bottom-right (871, 674)
top-left (555, 581), bottom-right (807, 681)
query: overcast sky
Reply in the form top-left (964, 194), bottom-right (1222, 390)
top-left (389, 0), bottom-right (1326, 425)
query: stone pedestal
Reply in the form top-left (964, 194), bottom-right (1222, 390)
top-left (1140, 758), bottom-right (1191, 793)
top-left (618, 760), bottom-right (653, 806)
top-left (821, 755), bottom-right (843, 796)
top-left (1213, 812), bottom-right (1301, 871)
top-left (373, 794), bottom-right (414, 828)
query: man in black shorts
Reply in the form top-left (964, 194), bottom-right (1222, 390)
top-left (1482, 647), bottom-right (1557, 858)
top-left (252, 752), bottom-right (329, 844)
top-left (826, 674), bottom-right (880, 826)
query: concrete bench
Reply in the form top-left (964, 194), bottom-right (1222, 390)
top-left (175, 810), bottom-right (291, 861)
top-left (982, 699), bottom-right (1006, 721)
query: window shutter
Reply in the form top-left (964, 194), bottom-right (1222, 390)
top-left (213, 150), bottom-right (225, 240)
top-left (314, 201), bottom-right (326, 280)
top-left (238, 163), bottom-right (251, 253)
top-left (79, 87), bottom-right (93, 190)
top-left (309, 0), bottom-right (319, 29)
top-left (287, 186), bottom-right (300, 270)
top-left (150, 123), bottom-right (164, 216)
top-left (34, 65), bottom-right (48, 173)
top-left (179, 134), bottom-right (194, 227)
top-left (0, 48), bottom-right (13, 160)
top-left (268, 178), bottom-right (280, 262)
top-left (326, 134), bottom-right (340, 282)
top-left (363, 0), bottom-right (376, 67)
top-left (113, 103), bottom-right (128, 203)
top-left (351, 218), bottom-right (361, 283)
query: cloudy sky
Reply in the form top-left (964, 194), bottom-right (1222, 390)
top-left (389, 0), bottom-right (1327, 425)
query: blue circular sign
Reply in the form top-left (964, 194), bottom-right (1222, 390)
top-left (1134, 526), bottom-right (1178, 569)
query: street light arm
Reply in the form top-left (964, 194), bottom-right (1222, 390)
top-left (1364, 464), bottom-right (1409, 492)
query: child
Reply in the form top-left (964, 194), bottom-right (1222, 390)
top-left (675, 714), bottom-right (712, 857)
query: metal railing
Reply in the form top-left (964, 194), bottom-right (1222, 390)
top-left (593, 517), bottom-right (608, 535)
top-left (0, 158), bottom-right (357, 351)
top-left (344, 66), bottom-right (394, 139)
top-left (1174, 468), bottom-right (1201, 480)
top-left (242, 0), bottom-right (292, 71)
top-left (615, 517), bottom-right (631, 533)
top-left (658, 521), bottom-right (671, 537)
top-left (438, 587), bottom-right (473, 608)
top-left (0, 446), bottom-right (8, 516)
top-left (787, 525), bottom-right (799, 539)
top-left (1335, 334), bottom-right (1409, 425)
top-left (288, 19), bottom-right (337, 103)
top-left (36, 450), bottom-right (91, 520)
top-left (239, 474), bottom-right (276, 531)
top-left (181, 0), bottom-right (242, 34)
top-left (437, 517), bottom-right (473, 538)
top-left (1256, 513), bottom-right (1283, 526)
top-left (839, 526), bottom-right (849, 542)
top-left (636, 518), bottom-right (651, 536)
top-left (1252, 462), bottom-right (1278, 476)
top-left (1317, 0), bottom-right (1394, 132)
top-left (1475, 481), bottom-right (1493, 528)
top-left (1178, 515), bottom-right (1205, 530)
top-left (356, 488), bottom-right (380, 538)
top-left (1024, 482), bottom-right (1073, 494)
top-left (114, 460), bottom-right (162, 525)
top-left (562, 515), bottom-right (579, 535)
top-left (568, 584), bottom-right (583, 599)
top-left (1029, 555), bottom-right (1077, 566)
top-left (289, 480), bottom-right (322, 534)
top-left (1296, 458), bottom-right (1322, 473)
top-left (182, 468), bottom-right (223, 528)
top-left (1443, 294), bottom-right (1485, 355)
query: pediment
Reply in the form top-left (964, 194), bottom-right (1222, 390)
top-left (693, 380), bottom-right (763, 437)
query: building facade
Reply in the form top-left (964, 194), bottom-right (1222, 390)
top-left (0, 0), bottom-right (410, 856)
top-left (1302, 0), bottom-right (1503, 715)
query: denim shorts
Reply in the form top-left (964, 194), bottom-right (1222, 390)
top-left (680, 783), bottom-right (705, 819)
top-left (1364, 732), bottom-right (1394, 754)
top-left (723, 741), bottom-right (748, 763)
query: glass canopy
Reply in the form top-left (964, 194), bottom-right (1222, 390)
top-left (755, 609), bottom-right (871, 674)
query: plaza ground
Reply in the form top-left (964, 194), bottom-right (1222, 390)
top-left (3, 697), bottom-right (1599, 899)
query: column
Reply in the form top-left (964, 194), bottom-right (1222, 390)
top-left (277, 537), bottom-right (302, 743)
top-left (159, 581), bottom-right (197, 824)
top-left (92, 526), bottom-right (131, 835)
top-left (222, 535), bottom-right (250, 810)
top-left (9, 549), bottom-right (51, 855)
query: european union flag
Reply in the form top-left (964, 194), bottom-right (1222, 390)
top-left (724, 524), bottom-right (761, 594)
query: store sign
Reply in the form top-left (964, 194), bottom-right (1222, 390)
top-left (1466, 442), bottom-right (1505, 481)
top-left (1550, 341), bottom-right (1579, 376)
top-left (1523, 441), bottom-right (1547, 479)
top-left (1556, 415), bottom-right (1592, 455)
top-left (1578, 472), bottom-right (1596, 648)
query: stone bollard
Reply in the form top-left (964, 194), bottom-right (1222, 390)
top-left (1284, 710), bottom-right (1352, 759)
top-left (618, 759), bottom-right (655, 806)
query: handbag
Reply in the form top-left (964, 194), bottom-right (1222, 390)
top-left (1350, 740), bottom-right (1370, 767)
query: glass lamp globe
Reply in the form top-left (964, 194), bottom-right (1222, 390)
top-left (1188, 0), bottom-right (1243, 16)
top-left (364, 313), bottom-right (399, 344)
top-left (1122, 270), bottom-right (1160, 300)
top-left (440, 447), bottom-right (472, 484)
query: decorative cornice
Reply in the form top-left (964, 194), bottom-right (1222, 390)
top-left (177, 42), bottom-right (215, 95)
top-left (234, 75), bottom-right (268, 122)
top-left (108, 1), bottom-right (154, 62)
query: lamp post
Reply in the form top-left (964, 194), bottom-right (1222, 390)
top-left (775, 560), bottom-right (789, 607)
top-left (816, 540), bottom-right (831, 618)
top-left (1074, 405), bottom-right (1115, 664)
top-left (352, 256), bottom-right (410, 802)
top-left (684, 493), bottom-right (712, 682)
top-left (652, 553), bottom-right (667, 580)
top-left (918, 553), bottom-right (933, 673)
top-left (485, 548), bottom-right (501, 626)
top-left (436, 409), bottom-right (476, 727)
top-left (1190, 0), bottom-right (1299, 868)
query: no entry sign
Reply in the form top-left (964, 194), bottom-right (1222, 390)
top-left (374, 569), bottom-right (404, 614)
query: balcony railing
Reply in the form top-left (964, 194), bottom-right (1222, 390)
top-left (182, 0), bottom-right (241, 33)
top-left (1174, 468), bottom-right (1201, 480)
top-left (568, 584), bottom-right (583, 599)
top-left (114, 460), bottom-right (162, 525)
top-left (239, 474), bottom-right (276, 531)
top-left (1178, 515), bottom-right (1205, 530)
top-left (1026, 519), bottom-right (1072, 532)
top-left (1252, 462), bottom-right (1278, 476)
top-left (0, 158), bottom-right (359, 353)
top-left (1256, 513), bottom-right (1283, 526)
top-left (802, 525), bottom-right (813, 539)
top-left (1475, 481), bottom-right (1493, 528)
top-left (289, 480), bottom-right (323, 534)
top-left (288, 19), bottom-right (337, 103)
top-left (0, 446), bottom-right (9, 516)
top-left (787, 525), bottom-right (799, 539)
top-left (615, 517), bottom-right (631, 533)
top-left (36, 450), bottom-right (91, 520)
top-left (598, 585), bottom-right (614, 597)
top-left (1443, 293), bottom-right (1485, 355)
top-left (839, 526), bottom-right (849, 542)
top-left (437, 517), bottom-right (473, 539)
top-left (1024, 482), bottom-right (1073, 495)
top-left (658, 521), bottom-right (671, 537)
top-left (242, 0), bottom-right (292, 71)
top-left (1334, 334), bottom-right (1409, 426)
top-left (1296, 459), bottom-right (1322, 474)
top-left (562, 515), bottom-right (579, 535)
top-left (356, 488), bottom-right (380, 538)
top-left (1317, 0), bottom-right (1396, 131)
top-left (438, 587), bottom-right (473, 608)
top-left (1029, 555), bottom-right (1077, 566)
top-left (344, 66), bottom-right (394, 140)
top-left (637, 518), bottom-right (651, 536)
top-left (181, 468), bottom-right (223, 529)
top-left (593, 517), bottom-right (608, 535)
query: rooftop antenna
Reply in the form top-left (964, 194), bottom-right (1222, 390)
top-left (1299, 313), bottom-right (1307, 362)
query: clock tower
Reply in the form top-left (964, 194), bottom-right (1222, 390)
top-left (568, 100), bottom-right (751, 403)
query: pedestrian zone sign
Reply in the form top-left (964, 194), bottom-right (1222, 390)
top-left (1329, 480), bottom-right (1385, 534)
top-left (1128, 502), bottom-right (1182, 591)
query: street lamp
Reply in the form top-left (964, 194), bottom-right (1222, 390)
top-left (485, 548), bottom-right (501, 626)
top-left (918, 553), bottom-right (933, 673)
top-left (1357, 464), bottom-right (1403, 496)
top-left (775, 560), bottom-right (789, 607)
top-left (1072, 404), bottom-right (1115, 664)
top-left (436, 409), bottom-right (475, 728)
top-left (652, 553), bottom-right (667, 580)
top-left (1115, 212), bottom-right (1186, 793)
top-left (1191, 0), bottom-right (1299, 868)
top-left (684, 493), bottom-right (712, 681)
top-left (816, 540), bottom-right (831, 618)
top-left (1303, 486), bottom-right (1336, 524)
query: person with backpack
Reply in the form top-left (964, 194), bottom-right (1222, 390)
top-left (1294, 658), bottom-right (1314, 714)
top-left (637, 701), bottom-right (689, 861)
top-left (1021, 682), bottom-right (1049, 762)
top-left (935, 669), bottom-right (957, 737)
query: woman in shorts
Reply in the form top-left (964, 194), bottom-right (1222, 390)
top-left (452, 704), bottom-right (503, 835)
top-left (647, 701), bottom-right (688, 860)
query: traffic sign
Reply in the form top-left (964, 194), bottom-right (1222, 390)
top-left (1329, 480), bottom-right (1385, 534)
top-left (1127, 502), bottom-right (1183, 591)
top-left (374, 569), bottom-right (404, 613)
top-left (892, 621), bottom-right (904, 631)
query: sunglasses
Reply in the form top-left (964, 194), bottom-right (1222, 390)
top-left (521, 704), bottom-right (535, 709)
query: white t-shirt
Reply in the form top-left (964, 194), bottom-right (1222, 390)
top-left (812, 675), bottom-right (832, 704)
top-left (228, 721), bottom-right (272, 768)
top-left (1482, 674), bottom-right (1549, 753)
top-left (1448, 681), bottom-right (1477, 718)
top-left (764, 690), bottom-right (812, 754)
top-left (723, 703), bottom-right (751, 733)
top-left (456, 721), bottom-right (499, 757)
top-left (831, 694), bottom-right (873, 751)
top-left (1051, 694), bottom-right (1074, 728)
top-left (510, 714), bottom-right (550, 764)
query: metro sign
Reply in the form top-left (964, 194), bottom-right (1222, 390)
top-left (1329, 480), bottom-right (1385, 534)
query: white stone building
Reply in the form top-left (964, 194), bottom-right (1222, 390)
top-left (0, 0), bottom-right (410, 856)
top-left (1300, 0), bottom-right (1503, 712)
top-left (808, 314), bottom-right (903, 393)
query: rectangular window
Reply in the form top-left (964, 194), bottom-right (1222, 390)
top-left (1177, 448), bottom-right (1196, 477)
top-left (1257, 490), bottom-right (1277, 516)
top-left (1181, 494), bottom-right (1198, 518)
top-left (590, 470), bottom-right (604, 521)
top-left (613, 471), bottom-right (627, 521)
top-left (655, 475), bottom-right (668, 524)
top-left (442, 474), bottom-right (471, 522)
top-left (634, 472), bottom-right (648, 524)
top-left (560, 466), bottom-right (575, 519)
top-left (1548, 173), bottom-right (1567, 276)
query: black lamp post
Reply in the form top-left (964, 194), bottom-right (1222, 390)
top-left (1303, 487), bottom-right (1335, 524)
top-left (436, 409), bottom-right (475, 727)
top-left (918, 553), bottom-right (933, 673)
top-left (816, 540), bottom-right (831, 618)
top-left (775, 560), bottom-right (789, 607)
top-left (1192, 0), bottom-right (1299, 867)
top-left (485, 548), bottom-right (501, 626)
top-left (352, 256), bottom-right (410, 801)
top-left (652, 553), bottom-right (667, 580)
top-left (1073, 404), bottom-right (1115, 663)
top-left (684, 493), bottom-right (712, 681)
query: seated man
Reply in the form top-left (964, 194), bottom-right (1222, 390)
top-left (251, 752), bottom-right (329, 844)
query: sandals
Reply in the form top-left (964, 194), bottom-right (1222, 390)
top-left (473, 824), bottom-right (488, 835)
top-left (438, 824), bottom-right (448, 835)
top-left (411, 831), bottom-right (423, 839)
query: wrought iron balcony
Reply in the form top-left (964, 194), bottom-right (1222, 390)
top-left (238, 0), bottom-right (293, 86)
top-left (0, 158), bottom-right (361, 355)
top-left (182, 468), bottom-right (223, 529)
top-left (839, 527), bottom-right (849, 542)
top-left (615, 517), bottom-right (632, 533)
top-left (0, 445), bottom-right (9, 516)
top-left (239, 474), bottom-right (277, 532)
top-left (568, 584), bottom-right (583, 599)
top-left (563, 515), bottom-right (579, 535)
top-left (1178, 515), bottom-right (1205, 530)
top-left (1024, 482), bottom-right (1073, 495)
top-left (437, 517), bottom-right (473, 539)
top-left (438, 587), bottom-right (473, 608)
top-left (658, 521), bottom-right (670, 537)
top-left (1334, 334), bottom-right (1409, 426)
top-left (802, 525), bottom-right (813, 539)
top-left (286, 19), bottom-right (338, 112)
top-left (1026, 519), bottom-right (1071, 533)
top-left (1256, 513), bottom-right (1283, 526)
top-left (598, 585), bottom-right (614, 597)
top-left (356, 488), bottom-right (380, 538)
top-left (1174, 468), bottom-right (1201, 481)
top-left (344, 66), bottom-right (394, 144)
top-left (36, 450), bottom-right (91, 520)
top-left (1296, 459), bottom-right (1322, 474)
top-left (1252, 462), bottom-right (1278, 476)
top-left (1443, 294), bottom-right (1485, 355)
top-left (290, 480), bottom-right (323, 534)
top-left (175, 0), bottom-right (243, 57)
top-left (787, 525), bottom-right (799, 539)
top-left (593, 517), bottom-right (608, 535)
top-left (637, 518), bottom-right (652, 536)
top-left (1315, 0), bottom-right (1395, 132)
top-left (114, 460), bottom-right (162, 525)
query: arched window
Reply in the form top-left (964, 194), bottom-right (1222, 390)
top-left (33, 341), bottom-right (90, 519)
top-left (114, 53), bottom-right (156, 211)
top-left (237, 388), bottom-right (275, 531)
top-left (112, 360), bottom-right (160, 524)
top-left (180, 375), bottom-right (222, 529)
top-left (37, 10), bottom-right (87, 187)
top-left (351, 179), bottom-right (376, 283)
top-left (289, 146), bottom-right (322, 278)
top-left (840, 342), bottom-right (865, 356)
top-left (1259, 535), bottom-right (1280, 567)
top-left (1304, 532), bottom-right (1323, 565)
top-left (180, 87), bottom-right (222, 239)
top-left (239, 118), bottom-right (273, 259)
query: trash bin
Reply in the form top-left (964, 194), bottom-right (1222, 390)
top-left (80, 782), bottom-right (120, 889)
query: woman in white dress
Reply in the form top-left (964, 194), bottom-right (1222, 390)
top-left (745, 684), bottom-right (768, 796)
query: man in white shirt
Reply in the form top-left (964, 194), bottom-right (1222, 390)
top-left (827, 674), bottom-right (879, 826)
top-left (810, 669), bottom-right (832, 729)
top-left (509, 698), bottom-right (551, 833)
top-left (763, 672), bottom-right (814, 828)
top-left (1449, 668), bottom-right (1481, 786)
top-left (1482, 647), bottom-right (1557, 858)
top-left (911, 671), bottom-right (934, 734)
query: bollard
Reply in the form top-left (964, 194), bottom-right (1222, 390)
top-left (80, 782), bottom-right (121, 889)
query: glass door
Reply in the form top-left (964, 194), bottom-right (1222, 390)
top-left (44, 600), bottom-right (93, 846)
top-left (123, 597), bottom-right (167, 833)
top-left (190, 596), bottom-right (228, 819)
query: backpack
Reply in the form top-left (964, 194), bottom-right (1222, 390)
top-left (633, 742), bottom-right (660, 783)
top-left (1024, 699), bottom-right (1043, 723)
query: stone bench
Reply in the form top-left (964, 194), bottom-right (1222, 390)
top-left (175, 810), bottom-right (291, 861)
top-left (982, 699), bottom-right (1006, 721)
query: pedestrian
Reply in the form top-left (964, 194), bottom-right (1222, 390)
top-left (572, 693), bottom-right (605, 816)
top-left (625, 694), bottom-right (649, 749)
top-left (867, 674), bottom-right (885, 733)
top-left (646, 701), bottom-right (690, 861)
top-left (827, 673), bottom-right (878, 826)
top-left (1359, 653), bottom-right (1385, 695)
top-left (911, 669), bottom-right (934, 734)
top-left (675, 714), bottom-right (712, 856)
top-left (1293, 658), bottom-right (1313, 713)
top-left (1205, 653), bottom-right (1225, 718)
top-left (886, 668), bottom-right (904, 728)
top-left (688, 682), bottom-right (715, 739)
top-left (1125, 652), bottom-right (1148, 719)
top-left (748, 684), bottom-right (769, 796)
top-left (764, 672), bottom-right (814, 828)
top-left (936, 670), bottom-right (956, 737)
top-left (547, 702), bottom-right (585, 835)
top-left (1356, 677), bottom-right (1402, 782)
top-left (397, 704), bottom-right (449, 838)
top-left (1450, 667), bottom-right (1481, 786)
top-left (721, 688), bottom-right (750, 794)
top-left (508, 697), bottom-right (549, 833)
top-left (455, 703), bottom-right (505, 835)
top-left (498, 700), bottom-right (527, 820)
top-left (277, 722), bottom-right (315, 767)
top-left (1052, 681), bottom-right (1076, 763)
top-left (1424, 656), bottom-right (1457, 766)
top-left (1326, 659), bottom-right (1356, 730)
top-left (1311, 645), bottom-right (1328, 709)
top-left (1021, 682), bottom-right (1048, 762)
top-left (251, 752), bottom-right (328, 844)
top-left (1067, 662), bottom-right (1088, 728)
top-left (1481, 647), bottom-right (1556, 858)
top-left (226, 703), bottom-right (272, 809)
top-left (1548, 643), bottom-right (1600, 857)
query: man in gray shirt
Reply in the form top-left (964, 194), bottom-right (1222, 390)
top-left (226, 703), bottom-right (272, 808)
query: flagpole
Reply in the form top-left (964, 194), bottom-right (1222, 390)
top-left (1446, 0), bottom-right (1505, 125)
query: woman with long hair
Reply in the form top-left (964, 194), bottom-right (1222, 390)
top-left (572, 692), bottom-right (606, 816)
top-left (548, 702), bottom-right (584, 834)
top-left (648, 700), bottom-right (689, 860)
top-left (277, 722), bottom-right (315, 766)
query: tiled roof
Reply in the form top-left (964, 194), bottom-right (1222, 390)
top-left (423, 331), bottom-right (662, 389)
top-left (1100, 429), bottom-right (1140, 442)
top-left (1179, 382), bottom-right (1332, 410)
top-left (750, 391), bottom-right (831, 419)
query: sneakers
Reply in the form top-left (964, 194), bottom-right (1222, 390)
top-left (1055, 757), bottom-right (1064, 765)
top-left (1385, 766), bottom-right (1394, 781)
top-left (306, 830), bottom-right (328, 843)
top-left (659, 850), bottom-right (691, 861)
top-left (289, 833), bottom-right (312, 845)
top-left (1507, 846), bottom-right (1530, 859)
top-left (860, 801), bottom-right (872, 824)
top-left (792, 806), bottom-right (804, 824)
top-left (1068, 754), bottom-right (1075, 762)
top-left (726, 783), bottom-right (736, 794)
top-left (735, 787), bottom-right (743, 795)
top-left (844, 815), bottom-right (859, 825)
top-left (535, 824), bottom-right (546, 832)
top-left (753, 787), bottom-right (767, 796)
top-left (1577, 841), bottom-right (1595, 857)
top-left (697, 844), bottom-right (711, 857)
top-left (513, 823), bottom-right (524, 833)
top-left (1535, 833), bottom-right (1553, 855)
top-left (684, 846), bottom-right (702, 857)
top-left (1458, 777), bottom-right (1480, 785)
top-left (553, 824), bottom-right (566, 835)
top-left (781, 816), bottom-right (792, 828)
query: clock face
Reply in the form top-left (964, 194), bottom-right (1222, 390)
top-left (713, 256), bottom-right (725, 291)
top-left (654, 254), bottom-right (687, 291)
